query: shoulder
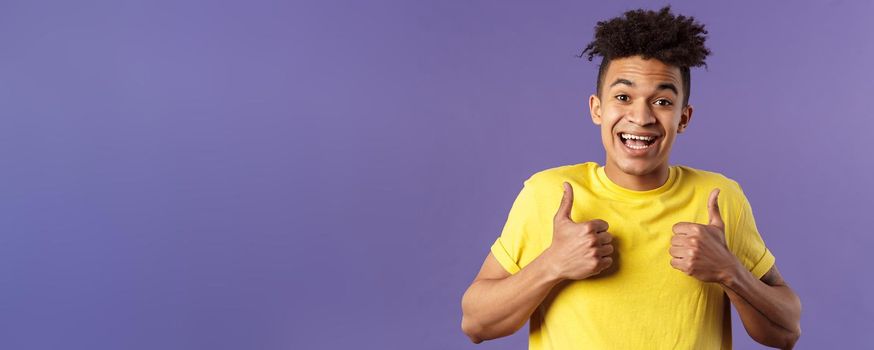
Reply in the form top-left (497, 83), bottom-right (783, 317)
top-left (675, 165), bottom-right (742, 189)
top-left (524, 162), bottom-right (598, 189)
top-left (674, 164), bottom-right (748, 207)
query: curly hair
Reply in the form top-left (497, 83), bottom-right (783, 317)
top-left (580, 6), bottom-right (711, 106)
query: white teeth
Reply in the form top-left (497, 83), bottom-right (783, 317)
top-left (620, 133), bottom-right (656, 141)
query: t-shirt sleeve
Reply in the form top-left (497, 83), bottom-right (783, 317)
top-left (726, 182), bottom-right (776, 280)
top-left (490, 177), bottom-right (543, 275)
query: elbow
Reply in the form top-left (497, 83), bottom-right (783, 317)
top-left (460, 285), bottom-right (522, 343)
top-left (461, 290), bottom-right (485, 343)
top-left (461, 314), bottom-right (521, 344)
top-left (461, 316), bottom-right (484, 344)
top-left (782, 325), bottom-right (801, 350)
top-left (771, 291), bottom-right (802, 349)
top-left (782, 294), bottom-right (802, 349)
top-left (754, 324), bottom-right (800, 350)
top-left (747, 319), bottom-right (801, 350)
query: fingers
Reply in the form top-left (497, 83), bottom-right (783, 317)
top-left (586, 219), bottom-right (609, 233)
top-left (672, 222), bottom-right (697, 235)
top-left (596, 243), bottom-right (614, 257)
top-left (596, 231), bottom-right (613, 245)
top-left (554, 182), bottom-right (575, 223)
top-left (708, 188), bottom-right (725, 229)
top-left (598, 256), bottom-right (614, 271)
top-left (668, 246), bottom-right (690, 259)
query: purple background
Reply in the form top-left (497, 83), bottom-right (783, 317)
top-left (1, 0), bottom-right (871, 349)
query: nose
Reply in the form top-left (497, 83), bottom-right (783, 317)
top-left (626, 101), bottom-right (657, 126)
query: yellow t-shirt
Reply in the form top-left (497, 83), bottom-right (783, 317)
top-left (490, 162), bottom-right (775, 350)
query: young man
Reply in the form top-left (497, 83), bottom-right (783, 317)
top-left (460, 7), bottom-right (802, 349)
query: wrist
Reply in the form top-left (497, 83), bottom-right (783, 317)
top-left (537, 249), bottom-right (565, 283)
top-left (718, 260), bottom-right (745, 288)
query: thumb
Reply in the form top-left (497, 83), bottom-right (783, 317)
top-left (554, 182), bottom-right (576, 223)
top-left (707, 188), bottom-right (724, 229)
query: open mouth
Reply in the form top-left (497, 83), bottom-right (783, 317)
top-left (618, 132), bottom-right (660, 150)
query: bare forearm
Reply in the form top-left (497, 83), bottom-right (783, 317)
top-left (461, 254), bottom-right (562, 343)
top-left (722, 265), bottom-right (801, 349)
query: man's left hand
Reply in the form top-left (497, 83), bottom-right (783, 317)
top-left (669, 188), bottom-right (740, 284)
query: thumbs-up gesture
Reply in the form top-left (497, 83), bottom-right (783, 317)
top-left (543, 182), bottom-right (614, 281)
top-left (669, 188), bottom-right (740, 283)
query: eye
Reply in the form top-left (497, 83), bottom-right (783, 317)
top-left (654, 98), bottom-right (673, 106)
top-left (615, 94), bottom-right (630, 102)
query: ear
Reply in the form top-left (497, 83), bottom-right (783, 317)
top-left (589, 94), bottom-right (602, 126)
top-left (678, 104), bottom-right (694, 133)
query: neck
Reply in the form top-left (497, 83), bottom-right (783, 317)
top-left (603, 161), bottom-right (670, 191)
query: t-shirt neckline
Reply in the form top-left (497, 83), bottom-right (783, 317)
top-left (594, 164), bottom-right (678, 198)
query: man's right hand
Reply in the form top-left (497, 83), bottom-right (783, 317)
top-left (544, 181), bottom-right (614, 281)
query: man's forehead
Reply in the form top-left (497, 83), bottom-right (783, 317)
top-left (605, 57), bottom-right (682, 87)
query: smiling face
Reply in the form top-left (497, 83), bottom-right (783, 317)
top-left (589, 55), bottom-right (694, 183)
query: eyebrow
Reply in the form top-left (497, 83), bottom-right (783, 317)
top-left (609, 78), bottom-right (678, 95)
